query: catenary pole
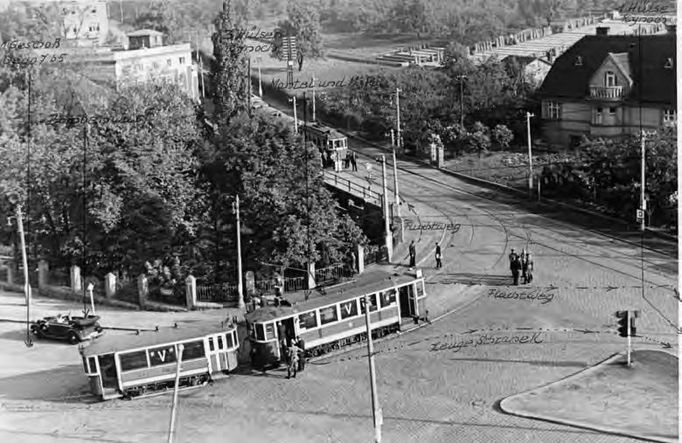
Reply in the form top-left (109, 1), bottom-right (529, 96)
top-left (364, 293), bottom-right (382, 443)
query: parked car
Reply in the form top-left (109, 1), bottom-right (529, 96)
top-left (31, 313), bottom-right (103, 344)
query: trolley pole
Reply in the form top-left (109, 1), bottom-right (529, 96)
top-left (167, 344), bottom-right (184, 443)
top-left (364, 293), bottom-right (382, 443)
top-left (526, 112), bottom-right (534, 196)
top-left (15, 205), bottom-right (32, 347)
top-left (380, 155), bottom-right (392, 262)
top-left (234, 195), bottom-right (245, 310)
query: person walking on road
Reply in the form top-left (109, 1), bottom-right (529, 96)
top-left (408, 240), bottom-right (416, 267)
top-left (286, 342), bottom-right (302, 379)
top-left (435, 243), bottom-right (442, 269)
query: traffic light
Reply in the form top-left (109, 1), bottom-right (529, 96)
top-left (616, 310), bottom-right (637, 337)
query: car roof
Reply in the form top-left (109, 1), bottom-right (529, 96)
top-left (79, 322), bottom-right (236, 357)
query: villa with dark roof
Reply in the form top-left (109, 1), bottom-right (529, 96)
top-left (538, 26), bottom-right (676, 147)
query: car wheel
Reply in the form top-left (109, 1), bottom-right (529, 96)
top-left (68, 332), bottom-right (79, 344)
top-left (31, 327), bottom-right (42, 338)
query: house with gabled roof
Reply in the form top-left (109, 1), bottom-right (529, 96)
top-left (538, 26), bottom-right (676, 147)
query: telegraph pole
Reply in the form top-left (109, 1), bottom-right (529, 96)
top-left (167, 344), bottom-right (184, 443)
top-left (380, 155), bottom-right (392, 261)
top-left (234, 195), bottom-right (245, 310)
top-left (526, 112), bottom-right (535, 196)
top-left (395, 88), bottom-right (402, 150)
top-left (363, 293), bottom-right (382, 443)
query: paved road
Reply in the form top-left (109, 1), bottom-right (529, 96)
top-left (0, 102), bottom-right (677, 442)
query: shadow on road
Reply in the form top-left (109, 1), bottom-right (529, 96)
top-left (0, 364), bottom-right (92, 403)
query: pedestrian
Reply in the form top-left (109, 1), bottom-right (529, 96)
top-left (520, 248), bottom-right (527, 284)
top-left (351, 151), bottom-right (358, 171)
top-left (511, 255), bottom-right (522, 286)
top-left (525, 251), bottom-right (534, 283)
top-left (286, 342), bottom-right (302, 379)
top-left (435, 243), bottom-right (442, 269)
top-left (408, 240), bottom-right (416, 267)
top-left (509, 248), bottom-right (520, 285)
top-left (296, 336), bottom-right (306, 372)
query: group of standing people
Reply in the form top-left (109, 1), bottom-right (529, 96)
top-left (407, 240), bottom-right (443, 269)
top-left (344, 150), bottom-right (358, 171)
top-left (508, 248), bottom-right (534, 285)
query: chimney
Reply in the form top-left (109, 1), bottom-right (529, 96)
top-left (666, 24), bottom-right (676, 34)
top-left (596, 26), bottom-right (609, 36)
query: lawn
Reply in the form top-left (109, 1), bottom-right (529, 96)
top-left (500, 350), bottom-right (679, 443)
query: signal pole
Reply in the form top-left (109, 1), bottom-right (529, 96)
top-left (233, 195), bottom-right (244, 310)
top-left (363, 293), bottom-right (382, 443)
top-left (526, 112), bottom-right (535, 196)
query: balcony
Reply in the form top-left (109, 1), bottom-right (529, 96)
top-left (589, 86), bottom-right (624, 101)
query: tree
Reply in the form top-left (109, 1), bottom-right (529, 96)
top-left (466, 121), bottom-right (491, 157)
top-left (491, 124), bottom-right (514, 150)
top-left (211, 0), bottom-right (250, 125)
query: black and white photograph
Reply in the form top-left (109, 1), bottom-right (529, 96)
top-left (0, 0), bottom-right (678, 442)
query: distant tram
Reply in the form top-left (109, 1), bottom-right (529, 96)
top-left (245, 271), bottom-right (426, 369)
top-left (300, 122), bottom-right (349, 169)
top-left (79, 323), bottom-right (239, 400)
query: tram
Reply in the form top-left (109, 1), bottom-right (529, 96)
top-left (79, 322), bottom-right (239, 400)
top-left (245, 271), bottom-right (426, 369)
top-left (300, 122), bottom-right (349, 169)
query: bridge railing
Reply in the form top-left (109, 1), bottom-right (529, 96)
top-left (323, 171), bottom-right (382, 207)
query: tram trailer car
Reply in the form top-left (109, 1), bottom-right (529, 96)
top-left (79, 323), bottom-right (239, 400)
top-left (246, 272), bottom-right (426, 369)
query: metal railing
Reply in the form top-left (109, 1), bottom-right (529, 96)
top-left (315, 263), bottom-right (353, 286)
top-left (323, 170), bottom-right (382, 207)
top-left (196, 283), bottom-right (238, 303)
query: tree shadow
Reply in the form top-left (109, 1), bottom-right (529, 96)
top-left (0, 364), bottom-right (94, 404)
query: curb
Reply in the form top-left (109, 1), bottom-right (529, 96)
top-left (344, 132), bottom-right (677, 243)
top-left (499, 351), bottom-right (678, 443)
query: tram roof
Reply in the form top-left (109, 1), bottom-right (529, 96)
top-left (245, 270), bottom-right (421, 323)
top-left (79, 322), bottom-right (236, 357)
top-left (302, 123), bottom-right (346, 140)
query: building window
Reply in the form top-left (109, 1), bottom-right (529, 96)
top-left (663, 109), bottom-right (676, 124)
top-left (608, 107), bottom-right (616, 116)
top-left (179, 57), bottom-right (186, 65)
top-left (593, 107), bottom-right (603, 125)
top-left (575, 56), bottom-right (583, 66)
top-left (664, 58), bottom-right (673, 69)
top-left (605, 71), bottom-right (616, 87)
top-left (545, 101), bottom-right (560, 120)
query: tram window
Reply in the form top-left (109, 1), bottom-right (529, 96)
top-left (298, 311), bottom-right (318, 330)
top-left (217, 335), bottom-right (224, 350)
top-left (264, 323), bottom-right (276, 340)
top-left (360, 294), bottom-right (378, 313)
top-left (148, 345), bottom-right (177, 366)
top-left (182, 340), bottom-right (205, 360)
top-left (88, 356), bottom-right (97, 373)
top-left (255, 324), bottom-right (266, 341)
top-left (209, 337), bottom-right (215, 351)
top-left (319, 305), bottom-right (338, 325)
top-left (226, 333), bottom-right (234, 348)
top-left (119, 350), bottom-right (149, 371)
top-left (380, 289), bottom-right (397, 308)
top-left (340, 299), bottom-right (358, 319)
top-left (82, 357), bottom-right (89, 373)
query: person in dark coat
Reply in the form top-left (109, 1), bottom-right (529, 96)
top-left (435, 243), bottom-right (442, 269)
top-left (296, 336), bottom-right (306, 372)
top-left (511, 255), bottom-right (522, 285)
top-left (408, 240), bottom-right (416, 267)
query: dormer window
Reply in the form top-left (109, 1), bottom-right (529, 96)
top-left (575, 56), bottom-right (583, 66)
top-left (605, 71), bottom-right (616, 87)
top-left (664, 58), bottom-right (673, 69)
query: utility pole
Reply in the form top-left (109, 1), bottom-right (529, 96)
top-left (14, 205), bottom-right (32, 347)
top-left (526, 112), bottom-right (535, 196)
top-left (363, 293), bottom-right (382, 443)
top-left (312, 72), bottom-right (316, 122)
top-left (233, 195), bottom-right (245, 310)
top-left (458, 75), bottom-right (467, 127)
top-left (395, 88), bottom-right (402, 150)
top-left (167, 344), bottom-right (184, 443)
top-left (391, 147), bottom-right (403, 242)
top-left (380, 155), bottom-right (392, 261)
top-left (640, 132), bottom-right (646, 231)
top-left (256, 56), bottom-right (263, 97)
top-left (290, 96), bottom-right (298, 133)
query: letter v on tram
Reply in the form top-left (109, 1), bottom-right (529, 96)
top-left (246, 271), bottom-right (427, 369)
top-left (78, 323), bottom-right (239, 400)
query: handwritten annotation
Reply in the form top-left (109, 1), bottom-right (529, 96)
top-left (271, 75), bottom-right (382, 91)
top-left (617, 0), bottom-right (673, 23)
top-left (0, 38), bottom-right (62, 50)
top-left (404, 219), bottom-right (462, 233)
top-left (488, 288), bottom-right (555, 304)
top-left (40, 109), bottom-right (158, 126)
top-left (430, 332), bottom-right (544, 353)
top-left (2, 53), bottom-right (68, 66)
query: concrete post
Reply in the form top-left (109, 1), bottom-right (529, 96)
top-left (307, 262), bottom-right (316, 290)
top-left (137, 274), bottom-right (148, 307)
top-left (37, 259), bottom-right (48, 289)
top-left (357, 244), bottom-right (365, 274)
top-left (185, 275), bottom-right (196, 310)
top-left (70, 265), bottom-right (81, 293)
top-left (104, 272), bottom-right (116, 299)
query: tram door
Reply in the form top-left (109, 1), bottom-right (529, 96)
top-left (398, 284), bottom-right (417, 318)
top-left (97, 354), bottom-right (119, 397)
